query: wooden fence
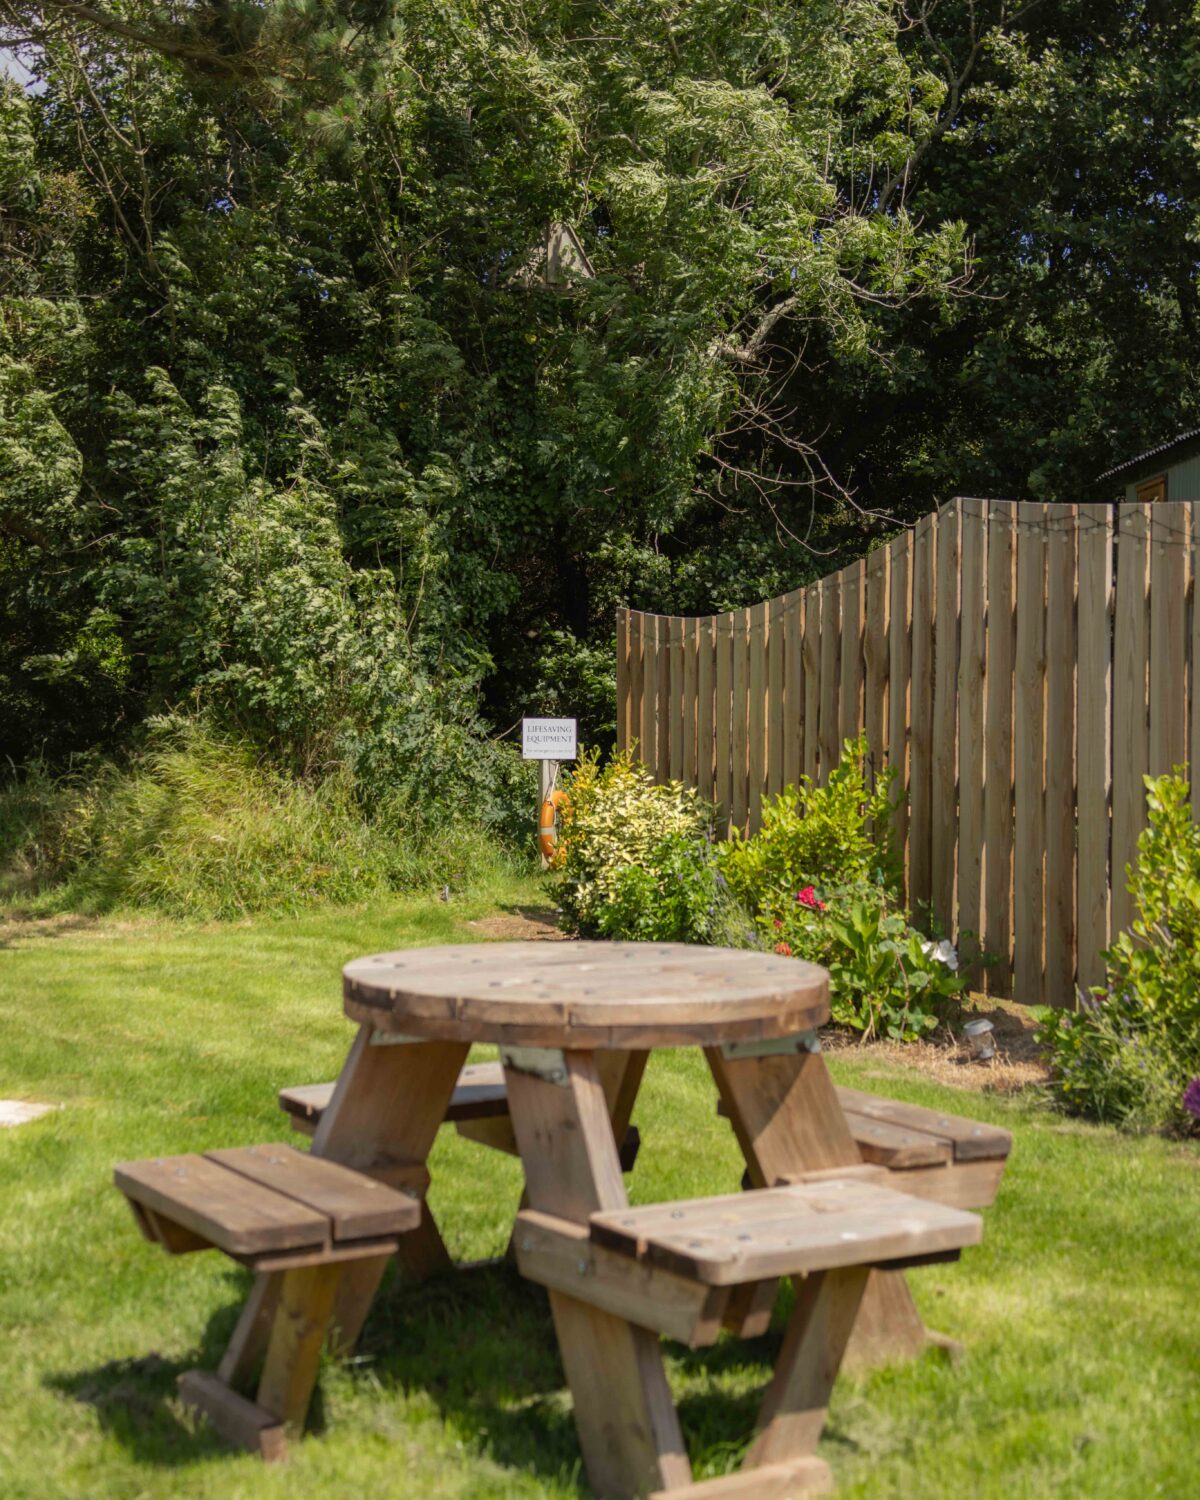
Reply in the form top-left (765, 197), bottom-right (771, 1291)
top-left (616, 499), bottom-right (1200, 1006)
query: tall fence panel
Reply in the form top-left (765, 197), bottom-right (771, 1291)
top-left (615, 499), bottom-right (1198, 1007)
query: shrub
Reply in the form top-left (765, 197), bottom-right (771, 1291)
top-left (1038, 771), bottom-right (1200, 1134)
top-left (719, 735), bottom-right (900, 911)
top-left (554, 750), bottom-right (715, 935)
top-left (593, 832), bottom-right (749, 945)
top-left (720, 737), bottom-right (964, 1040)
top-left (0, 718), bottom-right (523, 920)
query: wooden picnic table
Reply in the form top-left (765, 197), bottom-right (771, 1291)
top-left (219, 941), bottom-right (982, 1497)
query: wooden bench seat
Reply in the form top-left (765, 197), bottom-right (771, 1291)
top-left (114, 1143), bottom-right (421, 1459)
top-left (513, 1170), bottom-right (982, 1352)
top-left (116, 1143), bottom-right (420, 1270)
top-left (588, 1176), bottom-right (981, 1286)
top-left (279, 1066), bottom-right (1011, 1208)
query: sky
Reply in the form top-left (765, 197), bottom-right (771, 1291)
top-left (1, 48), bottom-right (37, 89)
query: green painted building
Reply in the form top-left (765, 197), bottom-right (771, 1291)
top-left (1100, 429), bottom-right (1200, 503)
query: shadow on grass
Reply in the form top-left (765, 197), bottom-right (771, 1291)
top-left (46, 1259), bottom-right (810, 1484)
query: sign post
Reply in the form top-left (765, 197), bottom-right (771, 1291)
top-left (522, 718), bottom-right (577, 868)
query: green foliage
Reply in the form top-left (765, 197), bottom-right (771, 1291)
top-left (722, 738), bottom-right (962, 1039)
top-left (767, 881), bottom-right (963, 1040)
top-left (1039, 772), bottom-right (1200, 1134)
top-left (553, 749), bottom-right (714, 934)
top-left (720, 736), bottom-right (900, 909)
top-left (0, 720), bottom-right (524, 921)
top-left (593, 832), bottom-right (745, 946)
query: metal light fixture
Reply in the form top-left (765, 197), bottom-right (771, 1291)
top-left (962, 1017), bottom-right (996, 1062)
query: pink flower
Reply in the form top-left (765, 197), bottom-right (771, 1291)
top-left (774, 941), bottom-right (793, 957)
top-left (796, 885), bottom-right (827, 913)
top-left (773, 917), bottom-right (783, 930)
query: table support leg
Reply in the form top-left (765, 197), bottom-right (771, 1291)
top-left (256, 1262), bottom-right (343, 1435)
top-left (706, 1046), bottom-right (933, 1370)
top-left (506, 1050), bottom-right (690, 1499)
top-left (744, 1265), bottom-right (868, 1471)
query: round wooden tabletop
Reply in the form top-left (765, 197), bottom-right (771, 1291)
top-left (343, 941), bottom-right (829, 1048)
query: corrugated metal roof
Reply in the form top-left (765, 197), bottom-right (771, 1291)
top-left (1098, 428), bottom-right (1200, 483)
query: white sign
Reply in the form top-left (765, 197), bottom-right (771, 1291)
top-left (522, 717), bottom-right (577, 761)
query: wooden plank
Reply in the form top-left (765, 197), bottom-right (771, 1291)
top-left (802, 584), bottom-right (821, 782)
top-left (878, 1158), bottom-right (1007, 1212)
top-left (506, 1050), bottom-right (691, 1497)
top-left (1013, 504), bottom-right (1047, 1003)
top-left (114, 1155), bottom-right (329, 1257)
top-left (767, 595), bottom-right (786, 799)
top-left (1076, 502), bottom-right (1113, 996)
top-left (658, 614), bottom-right (673, 783)
top-left (744, 1266), bottom-right (869, 1470)
top-left (784, 590), bottom-right (803, 789)
top-left (909, 514), bottom-right (936, 915)
top-left (748, 600), bottom-right (769, 830)
top-left (1149, 501), bottom-right (1188, 777)
top-left (833, 1086), bottom-right (1012, 1162)
top-left (682, 616), bottom-right (700, 789)
top-left (863, 547), bottom-right (889, 785)
top-left (835, 1113), bottom-right (951, 1170)
top-left (616, 608), bottom-right (631, 753)
top-left (205, 1144), bottom-right (418, 1243)
top-left (513, 1210), bottom-right (729, 1349)
top-left (839, 559), bottom-right (865, 749)
top-left (931, 500), bottom-right (960, 937)
top-left (1194, 509), bottom-right (1200, 823)
top-left (1112, 503), bottom-right (1150, 938)
top-left (715, 613), bottom-right (734, 835)
top-left (732, 607), bottom-right (751, 834)
top-left (649, 1456), bottom-right (833, 1500)
top-left (697, 617), bottom-right (716, 805)
top-left (708, 1048), bottom-right (860, 1182)
top-left (818, 575), bottom-right (840, 781)
top-left (888, 529), bottom-right (913, 880)
top-left (668, 614), bottom-right (684, 783)
top-left (590, 1180), bottom-right (980, 1286)
top-left (627, 611), bottom-right (645, 763)
top-left (957, 500), bottom-right (986, 966)
top-left (640, 614), bottom-right (659, 776)
top-left (1044, 504), bottom-right (1078, 1006)
top-left (256, 1262), bottom-right (342, 1433)
top-left (178, 1370), bottom-right (286, 1462)
top-left (984, 502), bottom-right (1016, 995)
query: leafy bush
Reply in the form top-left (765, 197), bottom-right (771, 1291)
top-left (0, 719), bottom-right (524, 920)
top-left (1038, 772), bottom-right (1200, 1134)
top-left (554, 750), bottom-right (715, 935)
top-left (593, 832), bottom-right (748, 946)
top-left (720, 737), bottom-right (964, 1040)
top-left (764, 879), bottom-right (963, 1040)
top-left (720, 735), bottom-right (901, 910)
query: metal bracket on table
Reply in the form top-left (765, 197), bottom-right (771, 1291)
top-left (719, 1030), bottom-right (821, 1062)
top-left (368, 1030), bottom-right (428, 1047)
top-left (500, 1046), bottom-right (568, 1085)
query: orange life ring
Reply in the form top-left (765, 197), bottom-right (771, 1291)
top-left (538, 788), bottom-right (570, 862)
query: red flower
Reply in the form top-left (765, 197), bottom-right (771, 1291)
top-left (774, 941), bottom-right (792, 957)
top-left (796, 885), bottom-right (827, 912)
top-left (773, 917), bottom-right (783, 929)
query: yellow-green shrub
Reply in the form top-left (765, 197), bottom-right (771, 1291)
top-left (554, 750), bottom-right (714, 933)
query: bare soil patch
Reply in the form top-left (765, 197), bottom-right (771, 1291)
top-left (462, 904), bottom-right (569, 942)
top-left (824, 996), bottom-right (1049, 1094)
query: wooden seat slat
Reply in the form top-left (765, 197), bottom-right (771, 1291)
top-left (834, 1112), bottom-right (952, 1169)
top-left (205, 1144), bottom-right (418, 1242)
top-left (114, 1154), bottom-right (330, 1257)
top-left (589, 1180), bottom-right (982, 1286)
top-left (834, 1086), bottom-right (1012, 1162)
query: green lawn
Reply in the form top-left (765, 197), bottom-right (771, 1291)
top-left (0, 881), bottom-right (1196, 1499)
